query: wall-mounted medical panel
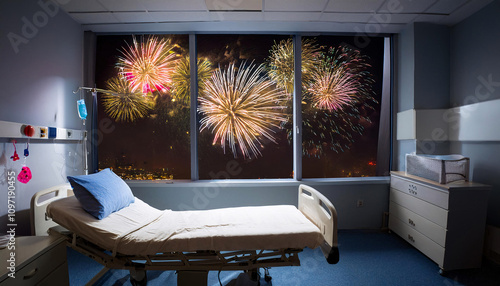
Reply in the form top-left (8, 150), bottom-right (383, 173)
top-left (0, 120), bottom-right (85, 141)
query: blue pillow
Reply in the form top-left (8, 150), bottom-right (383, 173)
top-left (67, 168), bottom-right (135, 219)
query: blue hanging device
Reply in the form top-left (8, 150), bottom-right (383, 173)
top-left (77, 99), bottom-right (87, 120)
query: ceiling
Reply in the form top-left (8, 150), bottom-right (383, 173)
top-left (57, 0), bottom-right (493, 33)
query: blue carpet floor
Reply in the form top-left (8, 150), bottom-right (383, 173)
top-left (67, 230), bottom-right (500, 286)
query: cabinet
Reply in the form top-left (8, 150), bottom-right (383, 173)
top-left (389, 171), bottom-right (490, 272)
top-left (0, 236), bottom-right (69, 285)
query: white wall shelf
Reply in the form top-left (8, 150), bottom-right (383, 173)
top-left (397, 98), bottom-right (500, 142)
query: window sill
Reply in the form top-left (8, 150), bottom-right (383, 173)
top-left (125, 176), bottom-right (390, 188)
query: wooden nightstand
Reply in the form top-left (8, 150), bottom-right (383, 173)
top-left (0, 235), bottom-right (69, 285)
top-left (389, 171), bottom-right (490, 273)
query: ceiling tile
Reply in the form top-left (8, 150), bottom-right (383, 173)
top-left (325, 0), bottom-right (385, 13)
top-left (58, 0), bottom-right (107, 12)
top-left (426, 0), bottom-right (468, 14)
top-left (206, 0), bottom-right (262, 11)
top-left (56, 0), bottom-right (493, 33)
top-left (97, 0), bottom-right (147, 11)
top-left (264, 0), bottom-right (328, 12)
top-left (264, 12), bottom-right (322, 21)
top-left (69, 12), bottom-right (120, 24)
top-left (319, 13), bottom-right (372, 23)
top-left (377, 0), bottom-right (437, 13)
top-left (142, 0), bottom-right (208, 11)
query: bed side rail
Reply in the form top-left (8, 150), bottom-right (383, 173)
top-left (298, 184), bottom-right (339, 264)
top-left (30, 183), bottom-right (73, 236)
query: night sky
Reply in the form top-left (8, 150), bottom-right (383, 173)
top-left (95, 34), bottom-right (385, 180)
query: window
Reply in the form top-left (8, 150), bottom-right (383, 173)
top-left (96, 35), bottom-right (190, 180)
top-left (300, 36), bottom-right (384, 178)
top-left (197, 35), bottom-right (293, 179)
top-left (95, 34), bottom-right (388, 180)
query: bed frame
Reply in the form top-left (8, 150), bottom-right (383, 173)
top-left (31, 184), bottom-right (338, 286)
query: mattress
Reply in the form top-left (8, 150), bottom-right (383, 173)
top-left (46, 196), bottom-right (324, 256)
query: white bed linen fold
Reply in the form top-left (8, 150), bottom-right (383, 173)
top-left (47, 196), bottom-right (163, 254)
top-left (47, 196), bottom-right (323, 256)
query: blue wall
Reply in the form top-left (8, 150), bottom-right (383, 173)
top-left (449, 0), bottom-right (500, 227)
top-left (395, 0), bottom-right (500, 227)
top-left (414, 23), bottom-right (450, 110)
top-left (395, 22), bottom-right (451, 170)
top-left (0, 0), bottom-right (84, 235)
top-left (396, 23), bottom-right (415, 113)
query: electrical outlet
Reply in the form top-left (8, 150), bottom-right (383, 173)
top-left (357, 200), bottom-right (364, 207)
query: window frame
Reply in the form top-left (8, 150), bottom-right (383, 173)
top-left (92, 32), bottom-right (393, 183)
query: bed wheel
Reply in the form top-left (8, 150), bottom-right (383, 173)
top-left (249, 269), bottom-right (260, 282)
top-left (130, 278), bottom-right (147, 286)
top-left (264, 268), bottom-right (272, 282)
top-left (327, 246), bottom-right (340, 264)
top-left (130, 269), bottom-right (147, 286)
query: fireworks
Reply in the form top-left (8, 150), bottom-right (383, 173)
top-left (301, 45), bottom-right (377, 156)
top-left (170, 56), bottom-right (213, 106)
top-left (267, 42), bottom-right (374, 112)
top-left (117, 36), bottom-right (179, 94)
top-left (198, 62), bottom-right (287, 158)
top-left (103, 34), bottom-right (378, 161)
top-left (266, 38), bottom-right (322, 96)
top-left (307, 65), bottom-right (358, 111)
top-left (101, 76), bottom-right (154, 122)
top-left (307, 46), bottom-right (374, 112)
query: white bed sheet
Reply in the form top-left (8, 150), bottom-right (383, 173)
top-left (47, 196), bottom-right (324, 256)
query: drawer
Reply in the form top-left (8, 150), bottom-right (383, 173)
top-left (1, 243), bottom-right (66, 286)
top-left (390, 188), bottom-right (448, 228)
top-left (391, 175), bottom-right (449, 209)
top-left (37, 261), bottom-right (69, 286)
top-left (389, 202), bottom-right (447, 247)
top-left (389, 216), bottom-right (445, 267)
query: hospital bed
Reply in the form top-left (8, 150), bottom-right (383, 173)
top-left (32, 183), bottom-right (339, 285)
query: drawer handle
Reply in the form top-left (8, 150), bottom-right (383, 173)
top-left (23, 268), bottom-right (38, 280)
top-left (408, 218), bottom-right (416, 227)
top-left (407, 234), bottom-right (415, 243)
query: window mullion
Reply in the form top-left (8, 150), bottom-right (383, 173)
top-left (293, 34), bottom-right (302, 181)
top-left (189, 34), bottom-right (199, 181)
